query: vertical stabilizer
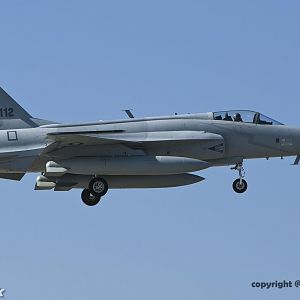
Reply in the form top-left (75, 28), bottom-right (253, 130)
top-left (0, 87), bottom-right (38, 129)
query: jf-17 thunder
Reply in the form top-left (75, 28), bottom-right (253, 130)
top-left (0, 86), bottom-right (299, 206)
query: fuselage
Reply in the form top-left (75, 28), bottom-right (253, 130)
top-left (0, 112), bottom-right (299, 174)
top-left (2, 84), bottom-right (296, 201)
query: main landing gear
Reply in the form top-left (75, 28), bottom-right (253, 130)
top-left (81, 177), bottom-right (108, 206)
top-left (231, 162), bottom-right (248, 193)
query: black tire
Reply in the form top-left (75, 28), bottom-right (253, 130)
top-left (81, 189), bottom-right (101, 206)
top-left (232, 179), bottom-right (248, 193)
top-left (89, 177), bottom-right (108, 197)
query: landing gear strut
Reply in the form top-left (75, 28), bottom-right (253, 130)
top-left (81, 177), bottom-right (109, 206)
top-left (231, 162), bottom-right (248, 193)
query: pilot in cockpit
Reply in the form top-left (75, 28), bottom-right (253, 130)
top-left (233, 113), bottom-right (243, 122)
top-left (223, 113), bottom-right (233, 121)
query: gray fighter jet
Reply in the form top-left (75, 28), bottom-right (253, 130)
top-left (0, 86), bottom-right (299, 206)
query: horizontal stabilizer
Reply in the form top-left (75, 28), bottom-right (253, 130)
top-left (0, 172), bottom-right (25, 181)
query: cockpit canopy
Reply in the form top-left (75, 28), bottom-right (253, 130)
top-left (213, 110), bottom-right (283, 125)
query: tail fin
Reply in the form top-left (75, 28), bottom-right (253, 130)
top-left (0, 87), bottom-right (55, 129)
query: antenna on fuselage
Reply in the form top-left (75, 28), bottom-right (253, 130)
top-left (122, 109), bottom-right (135, 119)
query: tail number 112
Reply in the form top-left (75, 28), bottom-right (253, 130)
top-left (0, 108), bottom-right (14, 118)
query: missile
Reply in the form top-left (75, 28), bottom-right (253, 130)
top-left (45, 156), bottom-right (210, 176)
top-left (35, 173), bottom-right (205, 191)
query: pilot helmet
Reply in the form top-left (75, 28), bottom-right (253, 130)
top-left (233, 113), bottom-right (242, 121)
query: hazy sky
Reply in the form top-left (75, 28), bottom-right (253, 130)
top-left (0, 1), bottom-right (300, 299)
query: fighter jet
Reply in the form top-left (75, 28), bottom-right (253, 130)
top-left (0, 86), bottom-right (299, 206)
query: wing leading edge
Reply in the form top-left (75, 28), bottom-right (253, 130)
top-left (46, 130), bottom-right (223, 147)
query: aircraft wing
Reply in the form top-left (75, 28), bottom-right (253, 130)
top-left (42, 130), bottom-right (225, 160)
top-left (46, 130), bottom-right (223, 149)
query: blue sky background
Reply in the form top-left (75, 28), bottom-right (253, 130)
top-left (0, 1), bottom-right (300, 299)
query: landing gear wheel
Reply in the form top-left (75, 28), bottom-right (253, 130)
top-left (81, 189), bottom-right (101, 206)
top-left (233, 179), bottom-right (248, 193)
top-left (89, 177), bottom-right (108, 197)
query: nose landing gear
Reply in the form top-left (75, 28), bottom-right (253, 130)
top-left (231, 162), bottom-right (248, 193)
top-left (232, 178), bottom-right (248, 193)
